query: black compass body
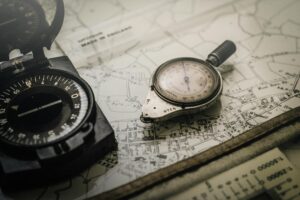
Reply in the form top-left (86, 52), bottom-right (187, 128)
top-left (0, 0), bottom-right (115, 190)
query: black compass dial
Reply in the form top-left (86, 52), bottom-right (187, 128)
top-left (0, 0), bottom-right (47, 54)
top-left (0, 71), bottom-right (93, 147)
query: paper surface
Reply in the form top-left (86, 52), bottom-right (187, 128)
top-left (10, 0), bottom-right (300, 199)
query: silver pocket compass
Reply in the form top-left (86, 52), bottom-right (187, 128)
top-left (141, 40), bottom-right (236, 123)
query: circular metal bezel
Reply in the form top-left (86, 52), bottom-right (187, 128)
top-left (0, 68), bottom-right (95, 148)
top-left (152, 57), bottom-right (222, 107)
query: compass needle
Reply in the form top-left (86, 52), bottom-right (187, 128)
top-left (0, 18), bottom-right (17, 27)
top-left (17, 99), bottom-right (63, 118)
top-left (182, 62), bottom-right (191, 91)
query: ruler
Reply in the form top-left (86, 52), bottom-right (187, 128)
top-left (169, 148), bottom-right (300, 200)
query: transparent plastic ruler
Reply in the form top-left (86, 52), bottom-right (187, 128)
top-left (169, 148), bottom-right (300, 200)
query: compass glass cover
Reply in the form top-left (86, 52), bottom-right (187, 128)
top-left (154, 59), bottom-right (220, 106)
top-left (0, 0), bottom-right (57, 57)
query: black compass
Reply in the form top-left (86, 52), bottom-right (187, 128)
top-left (0, 0), bottom-right (115, 191)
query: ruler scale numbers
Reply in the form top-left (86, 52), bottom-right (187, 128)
top-left (169, 148), bottom-right (300, 200)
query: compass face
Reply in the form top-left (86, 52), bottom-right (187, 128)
top-left (153, 58), bottom-right (221, 106)
top-left (0, 71), bottom-right (92, 147)
top-left (0, 0), bottom-right (46, 54)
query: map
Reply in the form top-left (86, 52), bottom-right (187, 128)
top-left (9, 0), bottom-right (300, 199)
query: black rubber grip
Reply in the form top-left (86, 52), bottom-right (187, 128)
top-left (206, 40), bottom-right (236, 67)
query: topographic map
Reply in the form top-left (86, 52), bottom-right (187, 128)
top-left (9, 0), bottom-right (300, 199)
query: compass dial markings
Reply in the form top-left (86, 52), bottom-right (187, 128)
top-left (0, 72), bottom-right (90, 146)
top-left (154, 59), bottom-right (220, 105)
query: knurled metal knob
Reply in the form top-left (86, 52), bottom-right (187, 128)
top-left (207, 40), bottom-right (236, 67)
